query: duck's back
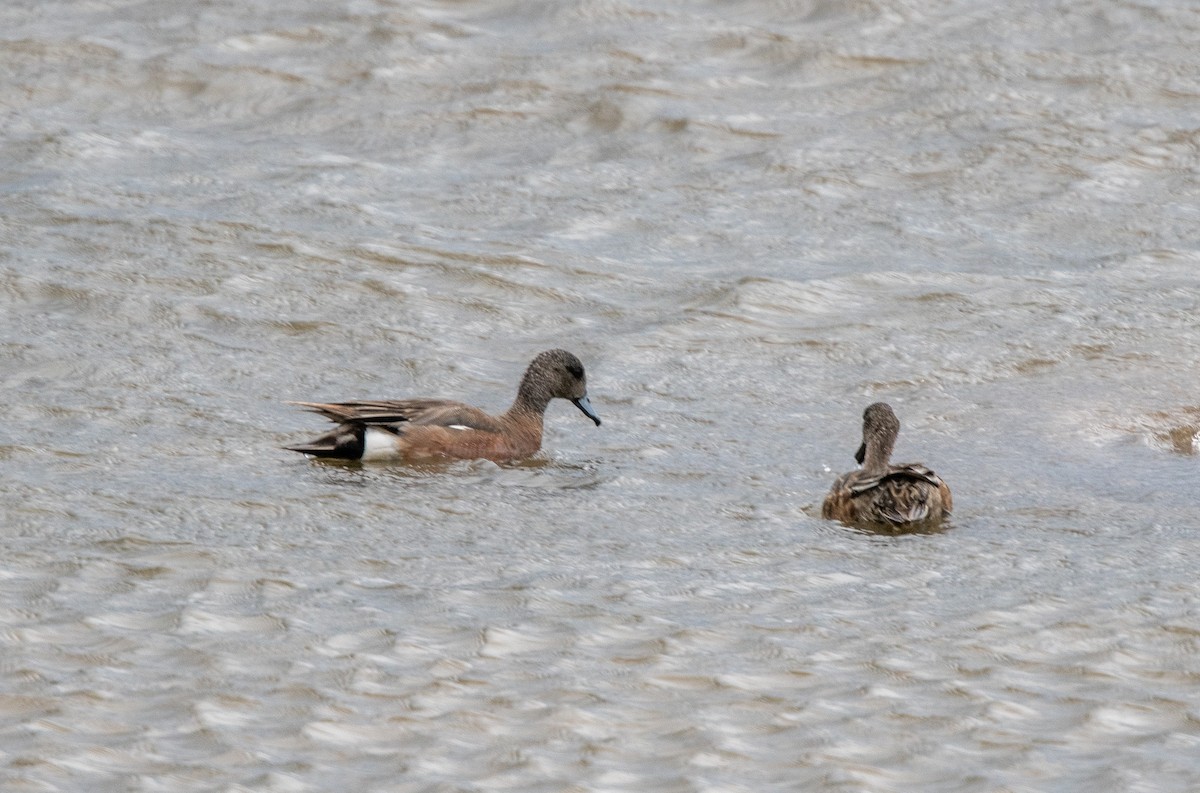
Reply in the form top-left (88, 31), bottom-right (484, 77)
top-left (823, 464), bottom-right (952, 528)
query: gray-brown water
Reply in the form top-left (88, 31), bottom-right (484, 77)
top-left (3, 1), bottom-right (1200, 790)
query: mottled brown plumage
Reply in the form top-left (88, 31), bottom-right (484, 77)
top-left (822, 403), bottom-right (952, 531)
top-left (286, 349), bottom-right (600, 462)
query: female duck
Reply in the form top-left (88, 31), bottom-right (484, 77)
top-left (822, 402), bottom-right (952, 531)
top-left (286, 349), bottom-right (600, 462)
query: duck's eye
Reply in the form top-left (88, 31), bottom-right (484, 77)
top-left (566, 363), bottom-right (584, 379)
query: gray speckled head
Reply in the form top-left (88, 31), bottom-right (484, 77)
top-left (516, 349), bottom-right (600, 425)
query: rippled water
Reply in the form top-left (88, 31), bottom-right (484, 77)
top-left (3, 0), bottom-right (1200, 790)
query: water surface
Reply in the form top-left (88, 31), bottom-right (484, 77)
top-left (2, 0), bottom-right (1199, 790)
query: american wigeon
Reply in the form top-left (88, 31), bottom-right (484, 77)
top-left (286, 349), bottom-right (601, 462)
top-left (822, 402), bottom-right (952, 530)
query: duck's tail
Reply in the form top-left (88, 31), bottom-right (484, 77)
top-left (284, 424), bottom-right (365, 460)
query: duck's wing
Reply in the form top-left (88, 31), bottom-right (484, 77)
top-left (860, 464), bottom-right (951, 524)
top-left (816, 462), bottom-right (949, 527)
top-left (845, 470), bottom-right (887, 496)
top-left (888, 463), bottom-right (946, 490)
top-left (821, 471), bottom-right (859, 521)
top-left (848, 464), bottom-right (944, 494)
top-left (288, 399), bottom-right (504, 432)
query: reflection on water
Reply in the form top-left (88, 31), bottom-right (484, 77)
top-left (3, 0), bottom-right (1200, 790)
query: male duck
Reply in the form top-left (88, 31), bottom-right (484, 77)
top-left (286, 349), bottom-right (600, 462)
top-left (822, 402), bottom-right (952, 530)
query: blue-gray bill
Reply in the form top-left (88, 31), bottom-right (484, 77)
top-left (572, 395), bottom-right (601, 426)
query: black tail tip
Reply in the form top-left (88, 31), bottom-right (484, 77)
top-left (284, 444), bottom-right (352, 459)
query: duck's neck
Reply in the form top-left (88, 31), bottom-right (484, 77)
top-left (861, 434), bottom-right (895, 474)
top-left (505, 376), bottom-right (553, 421)
top-left (499, 382), bottom-right (548, 455)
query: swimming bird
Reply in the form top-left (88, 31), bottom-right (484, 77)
top-left (822, 402), bottom-right (952, 531)
top-left (286, 349), bottom-right (601, 462)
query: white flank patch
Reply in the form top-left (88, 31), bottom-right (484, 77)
top-left (361, 428), bottom-right (400, 461)
top-left (447, 424), bottom-right (471, 431)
